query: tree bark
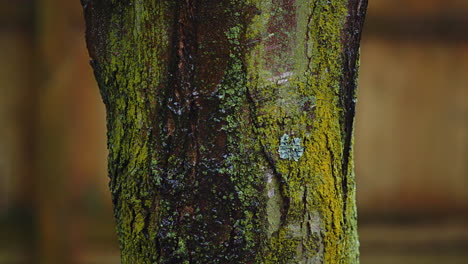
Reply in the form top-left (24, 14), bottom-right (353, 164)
top-left (82, 0), bottom-right (367, 263)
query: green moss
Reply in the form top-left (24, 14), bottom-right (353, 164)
top-left (91, 1), bottom-right (173, 263)
top-left (264, 228), bottom-right (300, 263)
top-left (243, 0), bottom-right (359, 263)
top-left (88, 0), bottom-right (360, 263)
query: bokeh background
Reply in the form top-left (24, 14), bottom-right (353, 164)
top-left (0, 0), bottom-right (467, 263)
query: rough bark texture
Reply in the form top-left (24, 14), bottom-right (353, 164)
top-left (82, 0), bottom-right (367, 263)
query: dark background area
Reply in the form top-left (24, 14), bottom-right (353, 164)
top-left (0, 0), bottom-right (467, 263)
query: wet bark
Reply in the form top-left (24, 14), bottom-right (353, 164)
top-left (82, 0), bottom-right (367, 263)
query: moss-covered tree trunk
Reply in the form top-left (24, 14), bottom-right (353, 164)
top-left (82, 0), bottom-right (367, 263)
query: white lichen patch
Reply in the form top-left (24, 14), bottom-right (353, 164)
top-left (265, 169), bottom-right (282, 238)
top-left (267, 71), bottom-right (293, 84)
top-left (265, 172), bottom-right (273, 183)
top-left (268, 188), bottom-right (275, 198)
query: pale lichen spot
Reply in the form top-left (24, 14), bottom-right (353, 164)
top-left (265, 172), bottom-right (273, 183)
top-left (268, 188), bottom-right (275, 198)
top-left (278, 133), bottom-right (304, 161)
top-left (267, 71), bottom-right (293, 84)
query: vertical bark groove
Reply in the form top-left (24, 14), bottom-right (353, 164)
top-left (339, 0), bottom-right (368, 226)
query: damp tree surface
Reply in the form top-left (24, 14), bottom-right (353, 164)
top-left (82, 0), bottom-right (367, 263)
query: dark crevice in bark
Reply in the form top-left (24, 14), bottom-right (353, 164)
top-left (157, 1), bottom-right (260, 262)
top-left (157, 1), bottom-right (200, 261)
top-left (339, 0), bottom-right (368, 225)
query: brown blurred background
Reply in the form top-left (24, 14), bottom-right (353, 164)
top-left (0, 0), bottom-right (467, 263)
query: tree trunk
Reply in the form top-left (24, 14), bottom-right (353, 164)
top-left (82, 0), bottom-right (367, 263)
